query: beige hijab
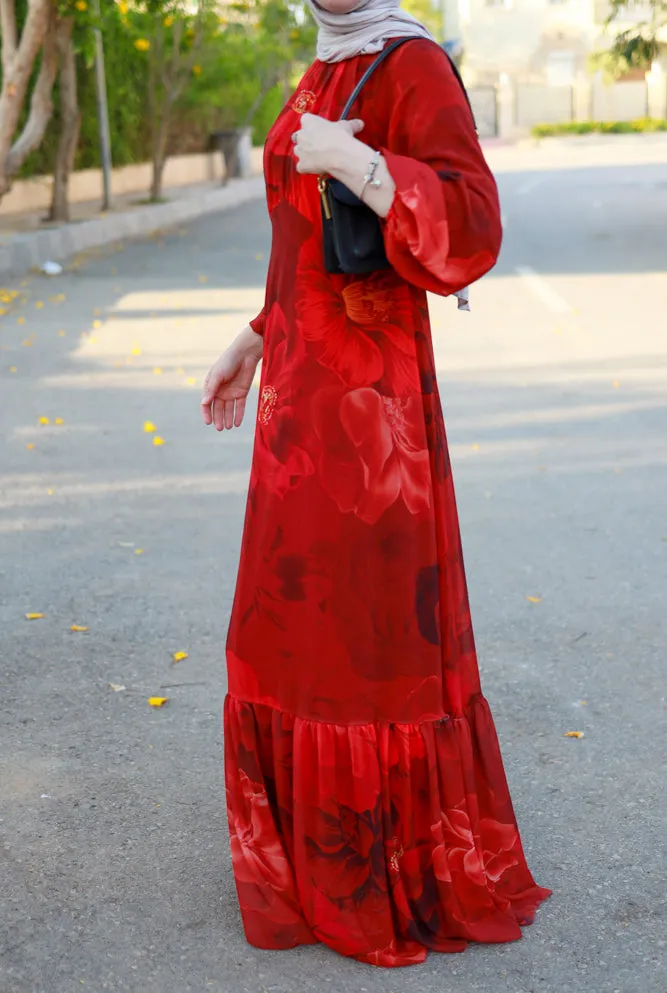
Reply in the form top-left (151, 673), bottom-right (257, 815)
top-left (307, 0), bottom-right (433, 64)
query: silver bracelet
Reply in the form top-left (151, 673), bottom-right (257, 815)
top-left (360, 150), bottom-right (382, 202)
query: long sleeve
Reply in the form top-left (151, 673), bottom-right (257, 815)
top-left (249, 307), bottom-right (266, 337)
top-left (381, 41), bottom-right (502, 298)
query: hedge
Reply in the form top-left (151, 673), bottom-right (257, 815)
top-left (531, 119), bottom-right (667, 138)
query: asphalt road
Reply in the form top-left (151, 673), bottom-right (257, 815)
top-left (1, 136), bottom-right (666, 993)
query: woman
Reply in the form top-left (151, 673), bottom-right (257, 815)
top-left (201, 0), bottom-right (551, 968)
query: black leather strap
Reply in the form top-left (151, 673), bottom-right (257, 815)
top-left (339, 37), bottom-right (477, 133)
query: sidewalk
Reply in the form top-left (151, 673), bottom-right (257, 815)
top-left (0, 175), bottom-right (265, 279)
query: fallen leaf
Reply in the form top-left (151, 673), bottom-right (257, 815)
top-left (172, 651), bottom-right (189, 663)
top-left (153, 436), bottom-right (165, 446)
top-left (38, 416), bottom-right (50, 425)
top-left (563, 731), bottom-right (585, 739)
top-left (25, 613), bottom-right (44, 620)
top-left (148, 697), bottom-right (168, 707)
top-left (70, 624), bottom-right (89, 632)
top-left (526, 596), bottom-right (543, 603)
top-left (108, 682), bottom-right (126, 692)
top-left (143, 421), bottom-right (157, 433)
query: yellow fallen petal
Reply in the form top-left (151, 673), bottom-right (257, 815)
top-left (88, 337), bottom-right (98, 344)
top-left (198, 274), bottom-right (208, 283)
top-left (153, 436), bottom-right (165, 446)
top-left (38, 416), bottom-right (50, 425)
top-left (564, 731), bottom-right (585, 739)
top-left (70, 624), bottom-right (89, 632)
top-left (35, 301), bottom-right (44, 309)
top-left (153, 367), bottom-right (163, 375)
top-left (131, 346), bottom-right (142, 356)
top-left (185, 377), bottom-right (196, 386)
top-left (47, 488), bottom-right (54, 495)
top-left (134, 548), bottom-right (144, 555)
top-left (176, 367), bottom-right (185, 375)
top-left (173, 651), bottom-right (189, 663)
top-left (93, 308), bottom-right (101, 316)
top-left (472, 443), bottom-right (480, 451)
top-left (526, 596), bottom-right (543, 603)
top-left (22, 339), bottom-right (33, 346)
top-left (17, 316), bottom-right (25, 324)
top-left (25, 612), bottom-right (44, 620)
top-left (9, 366), bottom-right (17, 373)
top-left (92, 320), bottom-right (102, 329)
top-left (143, 421), bottom-right (157, 433)
top-left (58, 330), bottom-right (66, 337)
top-left (148, 697), bottom-right (168, 707)
top-left (26, 443), bottom-right (35, 450)
top-left (612, 380), bottom-right (621, 389)
top-left (254, 253), bottom-right (264, 261)
top-left (54, 417), bottom-right (64, 426)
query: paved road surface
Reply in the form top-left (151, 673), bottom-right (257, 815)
top-left (1, 137), bottom-right (666, 993)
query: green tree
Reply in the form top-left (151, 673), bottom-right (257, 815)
top-left (593, 0), bottom-right (666, 78)
top-left (124, 0), bottom-right (220, 201)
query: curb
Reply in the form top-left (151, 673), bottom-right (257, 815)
top-left (0, 176), bottom-right (265, 279)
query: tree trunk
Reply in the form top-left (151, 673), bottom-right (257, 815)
top-left (0, 0), bottom-right (56, 198)
top-left (150, 114), bottom-right (170, 201)
top-left (150, 95), bottom-right (174, 202)
top-left (48, 17), bottom-right (79, 223)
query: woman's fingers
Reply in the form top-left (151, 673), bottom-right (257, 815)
top-left (201, 398), bottom-right (213, 425)
top-left (213, 398), bottom-right (225, 432)
top-left (234, 397), bottom-right (246, 428)
top-left (223, 399), bottom-right (235, 431)
top-left (344, 118), bottom-right (365, 136)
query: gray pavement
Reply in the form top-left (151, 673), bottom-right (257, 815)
top-left (1, 137), bottom-right (666, 993)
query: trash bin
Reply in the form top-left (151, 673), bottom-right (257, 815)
top-left (209, 127), bottom-right (253, 183)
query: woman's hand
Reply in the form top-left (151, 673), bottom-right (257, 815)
top-left (293, 114), bottom-right (365, 175)
top-left (201, 326), bottom-right (264, 431)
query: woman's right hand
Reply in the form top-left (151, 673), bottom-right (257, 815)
top-left (201, 326), bottom-right (264, 431)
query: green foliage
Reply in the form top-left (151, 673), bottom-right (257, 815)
top-left (531, 118), bottom-right (667, 138)
top-left (13, 0), bottom-right (316, 180)
top-left (592, 0), bottom-right (666, 77)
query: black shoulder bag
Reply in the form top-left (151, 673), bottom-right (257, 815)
top-left (317, 38), bottom-right (476, 276)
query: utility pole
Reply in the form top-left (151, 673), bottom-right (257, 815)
top-left (92, 0), bottom-right (112, 211)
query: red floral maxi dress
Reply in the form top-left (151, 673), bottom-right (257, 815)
top-left (224, 39), bottom-right (551, 967)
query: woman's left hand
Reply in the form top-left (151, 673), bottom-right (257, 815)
top-left (293, 113), bottom-right (365, 175)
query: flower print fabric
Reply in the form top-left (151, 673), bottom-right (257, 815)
top-left (225, 38), bottom-right (550, 967)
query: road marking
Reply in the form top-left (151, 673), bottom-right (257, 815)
top-left (514, 266), bottom-right (572, 314)
top-left (516, 176), bottom-right (547, 196)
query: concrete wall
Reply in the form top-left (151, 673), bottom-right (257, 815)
top-left (0, 148), bottom-right (265, 218)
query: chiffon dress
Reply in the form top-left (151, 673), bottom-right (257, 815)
top-left (224, 38), bottom-right (551, 967)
